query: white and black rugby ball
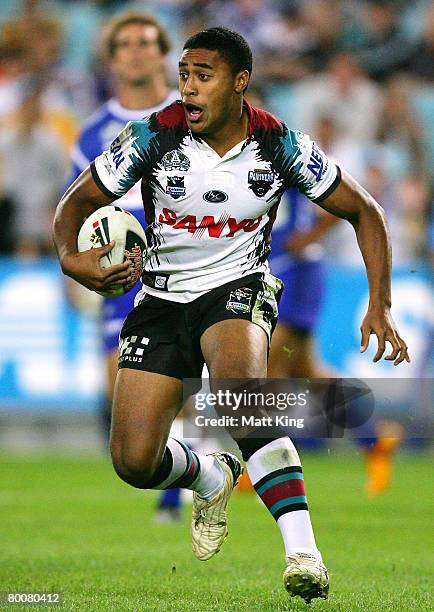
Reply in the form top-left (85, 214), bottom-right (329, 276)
top-left (77, 205), bottom-right (147, 298)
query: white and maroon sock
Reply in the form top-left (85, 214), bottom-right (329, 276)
top-left (246, 437), bottom-right (320, 557)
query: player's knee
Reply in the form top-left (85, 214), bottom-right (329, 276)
top-left (110, 445), bottom-right (161, 488)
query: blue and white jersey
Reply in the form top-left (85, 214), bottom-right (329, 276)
top-left (69, 92), bottom-right (179, 222)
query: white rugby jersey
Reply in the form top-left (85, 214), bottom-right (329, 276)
top-left (91, 100), bottom-right (341, 303)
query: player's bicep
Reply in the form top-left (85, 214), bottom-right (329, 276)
top-left (61, 167), bottom-right (115, 218)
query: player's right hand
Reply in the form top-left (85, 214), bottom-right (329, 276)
top-left (60, 241), bottom-right (132, 293)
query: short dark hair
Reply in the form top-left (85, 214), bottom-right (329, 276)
top-left (183, 27), bottom-right (252, 77)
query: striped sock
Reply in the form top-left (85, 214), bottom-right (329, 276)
top-left (247, 437), bottom-right (319, 557)
top-left (148, 438), bottom-right (224, 500)
top-left (253, 466), bottom-right (308, 519)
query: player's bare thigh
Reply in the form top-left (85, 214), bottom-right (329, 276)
top-left (200, 319), bottom-right (268, 378)
top-left (110, 369), bottom-right (183, 480)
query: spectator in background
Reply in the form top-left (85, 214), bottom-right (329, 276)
top-left (293, 53), bottom-right (382, 144)
top-left (377, 75), bottom-right (430, 261)
top-left (407, 4), bottom-right (434, 82)
top-left (0, 15), bottom-right (80, 152)
top-left (1, 10), bottom-right (97, 125)
top-left (206, 0), bottom-right (278, 53)
top-left (358, 154), bottom-right (429, 265)
top-left (314, 114), bottom-right (367, 183)
top-left (0, 27), bottom-right (29, 122)
top-left (299, 0), bottom-right (360, 70)
top-left (0, 83), bottom-right (67, 256)
top-left (181, 2), bottom-right (212, 41)
top-left (378, 75), bottom-right (427, 178)
top-left (0, 190), bottom-right (14, 254)
top-left (393, 174), bottom-right (430, 262)
top-left (354, 0), bottom-right (419, 80)
top-left (253, 3), bottom-right (317, 83)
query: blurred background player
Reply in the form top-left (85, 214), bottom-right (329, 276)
top-left (67, 11), bottom-right (180, 519)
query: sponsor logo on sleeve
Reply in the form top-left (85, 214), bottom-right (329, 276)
top-left (307, 142), bottom-right (324, 182)
top-left (109, 137), bottom-right (125, 170)
top-left (161, 149), bottom-right (190, 172)
top-left (248, 169), bottom-right (275, 197)
top-left (166, 176), bottom-right (186, 199)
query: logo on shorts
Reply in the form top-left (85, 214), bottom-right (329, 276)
top-left (203, 190), bottom-right (228, 203)
top-left (119, 335), bottom-right (150, 364)
top-left (166, 176), bottom-right (186, 199)
top-left (248, 169), bottom-right (275, 197)
top-left (161, 149), bottom-right (190, 172)
top-left (226, 288), bottom-right (253, 314)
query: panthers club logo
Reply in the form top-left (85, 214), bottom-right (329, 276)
top-left (248, 169), bottom-right (275, 197)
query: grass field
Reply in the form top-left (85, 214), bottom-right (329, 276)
top-left (0, 452), bottom-right (432, 611)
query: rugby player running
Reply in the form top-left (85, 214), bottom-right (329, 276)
top-left (53, 28), bottom-right (409, 604)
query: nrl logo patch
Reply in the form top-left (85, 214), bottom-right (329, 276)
top-left (166, 176), bottom-right (186, 199)
top-left (161, 149), bottom-right (190, 172)
top-left (226, 287), bottom-right (253, 314)
top-left (248, 168), bottom-right (275, 197)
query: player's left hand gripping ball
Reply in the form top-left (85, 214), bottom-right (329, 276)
top-left (77, 205), bottom-right (147, 297)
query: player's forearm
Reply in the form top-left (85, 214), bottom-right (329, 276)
top-left (53, 168), bottom-right (112, 269)
top-left (352, 199), bottom-right (392, 310)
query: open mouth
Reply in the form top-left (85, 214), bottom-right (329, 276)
top-left (184, 103), bottom-right (204, 123)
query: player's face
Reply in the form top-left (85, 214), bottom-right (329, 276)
top-left (111, 24), bottom-right (164, 85)
top-left (179, 48), bottom-right (244, 136)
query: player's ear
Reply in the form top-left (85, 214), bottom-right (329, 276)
top-left (234, 70), bottom-right (249, 95)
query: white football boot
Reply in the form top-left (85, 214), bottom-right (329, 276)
top-left (191, 452), bottom-right (243, 561)
top-left (283, 552), bottom-right (329, 603)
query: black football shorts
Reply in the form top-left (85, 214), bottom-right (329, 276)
top-left (118, 272), bottom-right (283, 380)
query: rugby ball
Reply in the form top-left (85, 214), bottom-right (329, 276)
top-left (77, 205), bottom-right (147, 298)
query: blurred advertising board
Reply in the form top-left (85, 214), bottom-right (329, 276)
top-left (0, 258), bottom-right (103, 410)
top-left (318, 261), bottom-right (432, 379)
top-left (0, 257), bottom-right (431, 412)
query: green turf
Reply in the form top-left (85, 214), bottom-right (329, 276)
top-left (0, 451), bottom-right (432, 611)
